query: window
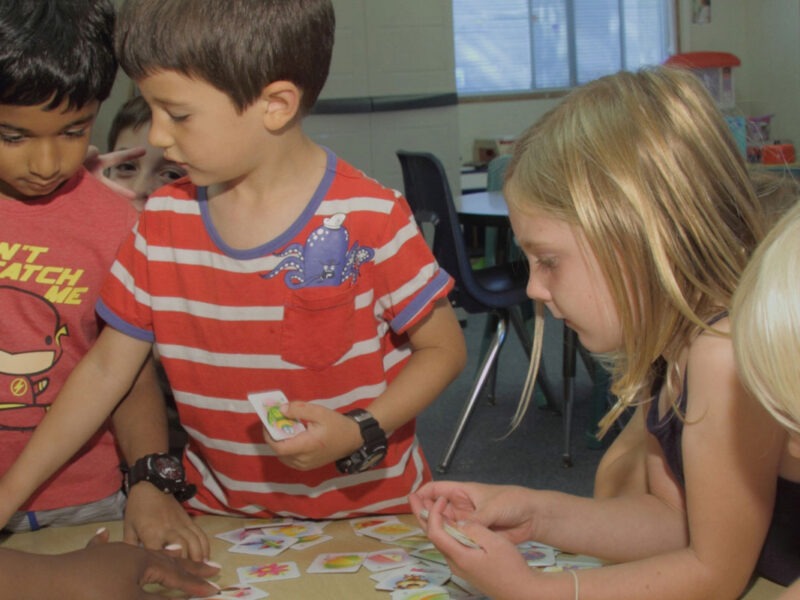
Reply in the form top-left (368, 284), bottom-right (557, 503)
top-left (453, 0), bottom-right (676, 96)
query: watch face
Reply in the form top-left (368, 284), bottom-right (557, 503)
top-left (152, 455), bottom-right (183, 481)
top-left (361, 450), bottom-right (386, 470)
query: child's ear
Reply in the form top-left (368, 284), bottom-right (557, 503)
top-left (258, 81), bottom-right (302, 131)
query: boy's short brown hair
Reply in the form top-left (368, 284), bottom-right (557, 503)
top-left (115, 0), bottom-right (334, 115)
top-left (107, 95), bottom-right (152, 152)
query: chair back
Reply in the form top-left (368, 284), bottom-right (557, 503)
top-left (397, 150), bottom-right (524, 313)
top-left (486, 154), bottom-right (512, 192)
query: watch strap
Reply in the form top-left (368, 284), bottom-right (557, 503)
top-left (125, 453), bottom-right (196, 502)
top-left (335, 409), bottom-right (387, 474)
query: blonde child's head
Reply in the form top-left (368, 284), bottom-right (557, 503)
top-left (504, 66), bottom-right (765, 432)
top-left (732, 200), bottom-right (800, 438)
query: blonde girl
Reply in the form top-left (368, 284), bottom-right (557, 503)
top-left (732, 200), bottom-right (800, 591)
top-left (410, 66), bottom-right (786, 599)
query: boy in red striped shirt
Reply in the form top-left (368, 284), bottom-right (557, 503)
top-left (0, 0), bottom-right (467, 562)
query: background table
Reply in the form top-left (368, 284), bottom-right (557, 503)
top-left (0, 514), bottom-right (787, 598)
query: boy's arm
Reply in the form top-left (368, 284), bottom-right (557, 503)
top-left (272, 298), bottom-right (467, 470)
top-left (110, 358), bottom-right (211, 561)
top-left (363, 297), bottom-right (467, 434)
top-left (0, 327), bottom-right (150, 527)
top-left (111, 355), bottom-right (170, 467)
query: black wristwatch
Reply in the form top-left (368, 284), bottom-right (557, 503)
top-left (335, 409), bottom-right (387, 474)
top-left (126, 453), bottom-right (196, 502)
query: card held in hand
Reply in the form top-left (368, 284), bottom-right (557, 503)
top-left (248, 390), bottom-right (306, 441)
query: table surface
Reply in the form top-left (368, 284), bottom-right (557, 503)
top-left (458, 190), bottom-right (509, 218)
top-left (0, 514), bottom-right (787, 599)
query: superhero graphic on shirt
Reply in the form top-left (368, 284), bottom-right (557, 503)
top-left (0, 286), bottom-right (68, 430)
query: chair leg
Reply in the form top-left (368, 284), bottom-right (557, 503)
top-left (562, 326), bottom-right (578, 467)
top-left (438, 315), bottom-right (508, 473)
top-left (480, 313), bottom-right (501, 405)
top-left (487, 361), bottom-right (498, 405)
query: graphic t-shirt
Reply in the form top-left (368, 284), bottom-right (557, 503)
top-left (99, 150), bottom-right (453, 518)
top-left (0, 168), bottom-right (137, 510)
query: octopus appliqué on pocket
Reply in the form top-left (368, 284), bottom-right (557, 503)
top-left (263, 214), bottom-right (375, 369)
top-left (262, 214), bottom-right (374, 288)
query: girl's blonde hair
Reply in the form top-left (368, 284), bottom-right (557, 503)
top-left (505, 66), bottom-right (765, 435)
top-left (732, 200), bottom-right (800, 436)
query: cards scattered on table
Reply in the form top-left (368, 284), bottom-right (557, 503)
top-left (207, 513), bottom-right (599, 599)
top-left (247, 390), bottom-right (306, 441)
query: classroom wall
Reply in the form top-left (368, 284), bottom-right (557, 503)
top-left (93, 0), bottom-right (800, 168)
top-left (456, 0), bottom-right (800, 163)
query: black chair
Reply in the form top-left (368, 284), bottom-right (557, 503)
top-left (397, 150), bottom-right (564, 472)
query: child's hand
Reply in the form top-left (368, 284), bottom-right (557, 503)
top-left (263, 402), bottom-right (360, 471)
top-left (421, 497), bottom-right (538, 600)
top-left (84, 145), bottom-right (146, 199)
top-left (52, 540), bottom-right (220, 600)
top-left (123, 482), bottom-right (210, 562)
top-left (411, 481), bottom-right (539, 544)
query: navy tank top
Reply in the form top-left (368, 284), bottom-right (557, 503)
top-left (645, 322), bottom-right (800, 586)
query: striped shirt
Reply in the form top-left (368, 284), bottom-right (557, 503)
top-left (98, 150), bottom-right (452, 519)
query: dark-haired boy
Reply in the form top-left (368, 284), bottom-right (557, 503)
top-left (0, 0), bottom-right (209, 561)
top-left (0, 0), bottom-right (467, 560)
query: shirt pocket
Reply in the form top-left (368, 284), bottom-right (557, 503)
top-left (281, 286), bottom-right (355, 370)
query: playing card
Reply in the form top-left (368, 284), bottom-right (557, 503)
top-left (448, 575), bottom-right (486, 597)
top-left (268, 523), bottom-right (324, 538)
top-left (517, 541), bottom-right (557, 567)
top-left (229, 533), bottom-right (297, 556)
top-left (410, 545), bottom-right (448, 565)
top-left (374, 565), bottom-right (450, 591)
top-left (247, 390), bottom-right (306, 441)
top-left (371, 564), bottom-right (451, 584)
top-left (237, 561), bottom-right (300, 583)
top-left (306, 552), bottom-right (367, 573)
top-left (363, 548), bottom-right (415, 572)
top-left (418, 509), bottom-right (481, 549)
top-left (350, 515), bottom-right (401, 535)
top-left (214, 517), bottom-right (292, 544)
top-left (359, 521), bottom-right (424, 542)
top-left (390, 534), bottom-right (436, 550)
top-left (390, 587), bottom-right (452, 600)
top-left (192, 583), bottom-right (270, 599)
top-left (291, 533), bottom-right (332, 550)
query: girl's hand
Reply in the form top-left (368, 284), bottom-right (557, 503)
top-left (421, 497), bottom-right (539, 600)
top-left (411, 481), bottom-right (539, 543)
